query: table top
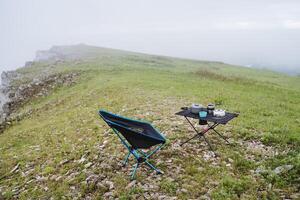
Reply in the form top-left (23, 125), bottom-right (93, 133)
top-left (175, 108), bottom-right (238, 124)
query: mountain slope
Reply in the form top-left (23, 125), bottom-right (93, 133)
top-left (0, 44), bottom-right (299, 199)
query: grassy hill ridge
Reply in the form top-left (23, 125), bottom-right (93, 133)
top-left (0, 45), bottom-right (299, 199)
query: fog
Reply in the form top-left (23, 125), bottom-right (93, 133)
top-left (1, 0), bottom-right (300, 74)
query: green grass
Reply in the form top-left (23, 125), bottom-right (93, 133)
top-left (0, 45), bottom-right (299, 199)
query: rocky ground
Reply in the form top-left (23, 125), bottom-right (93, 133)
top-left (0, 47), bottom-right (81, 133)
top-left (0, 45), bottom-right (299, 199)
top-left (1, 97), bottom-right (297, 199)
top-left (0, 71), bottom-right (79, 133)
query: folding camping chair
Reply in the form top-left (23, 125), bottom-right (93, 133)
top-left (99, 110), bottom-right (166, 180)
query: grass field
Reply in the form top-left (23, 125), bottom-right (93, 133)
top-left (0, 45), bottom-right (299, 199)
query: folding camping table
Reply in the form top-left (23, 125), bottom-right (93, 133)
top-left (175, 108), bottom-right (238, 152)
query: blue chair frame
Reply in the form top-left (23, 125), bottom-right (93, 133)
top-left (99, 110), bottom-right (166, 179)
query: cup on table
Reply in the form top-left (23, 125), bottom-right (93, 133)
top-left (199, 111), bottom-right (207, 118)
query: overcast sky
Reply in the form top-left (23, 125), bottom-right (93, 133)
top-left (1, 0), bottom-right (300, 74)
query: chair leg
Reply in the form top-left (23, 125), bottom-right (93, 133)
top-left (130, 163), bottom-right (139, 180)
top-left (137, 149), bottom-right (148, 157)
top-left (123, 151), bottom-right (131, 166)
top-left (145, 160), bottom-right (162, 174)
top-left (126, 147), bottom-right (164, 179)
top-left (146, 144), bottom-right (164, 159)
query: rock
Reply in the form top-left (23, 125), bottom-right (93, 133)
top-left (1, 71), bottom-right (21, 87)
top-left (35, 49), bottom-right (63, 62)
top-left (84, 162), bottom-right (93, 169)
top-left (103, 140), bottom-right (108, 145)
top-left (143, 192), bottom-right (151, 199)
top-left (55, 176), bottom-right (62, 181)
top-left (36, 175), bottom-right (48, 182)
top-left (181, 188), bottom-right (188, 193)
top-left (199, 194), bottom-right (210, 200)
top-left (226, 163), bottom-right (231, 167)
top-left (158, 195), bottom-right (166, 200)
top-left (100, 162), bottom-right (112, 170)
top-left (59, 159), bottom-right (70, 166)
top-left (273, 165), bottom-right (293, 174)
top-left (103, 191), bottom-right (113, 197)
top-left (255, 166), bottom-right (267, 174)
top-left (50, 175), bottom-right (57, 180)
top-left (26, 179), bottom-right (34, 184)
top-left (86, 175), bottom-right (99, 184)
top-left (203, 151), bottom-right (215, 161)
top-left (150, 193), bottom-right (160, 199)
top-left (105, 180), bottom-right (114, 190)
top-left (10, 163), bottom-right (20, 174)
top-left (24, 61), bottom-right (33, 67)
top-left (126, 180), bottom-right (136, 189)
top-left (78, 157), bottom-right (86, 164)
top-left (290, 193), bottom-right (300, 199)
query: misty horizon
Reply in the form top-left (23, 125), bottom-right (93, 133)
top-left (1, 0), bottom-right (300, 75)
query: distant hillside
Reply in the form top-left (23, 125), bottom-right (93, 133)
top-left (0, 44), bottom-right (299, 199)
top-left (16, 44), bottom-right (300, 89)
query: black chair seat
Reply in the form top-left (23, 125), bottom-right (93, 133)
top-left (99, 110), bottom-right (165, 149)
top-left (98, 109), bottom-right (166, 179)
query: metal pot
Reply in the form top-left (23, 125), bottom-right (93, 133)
top-left (191, 103), bottom-right (203, 114)
top-left (207, 103), bottom-right (215, 114)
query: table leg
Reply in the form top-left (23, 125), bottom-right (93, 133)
top-left (211, 128), bottom-right (231, 144)
top-left (180, 132), bottom-right (201, 146)
top-left (185, 116), bottom-right (200, 133)
top-left (181, 117), bottom-right (215, 152)
top-left (200, 133), bottom-right (214, 152)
